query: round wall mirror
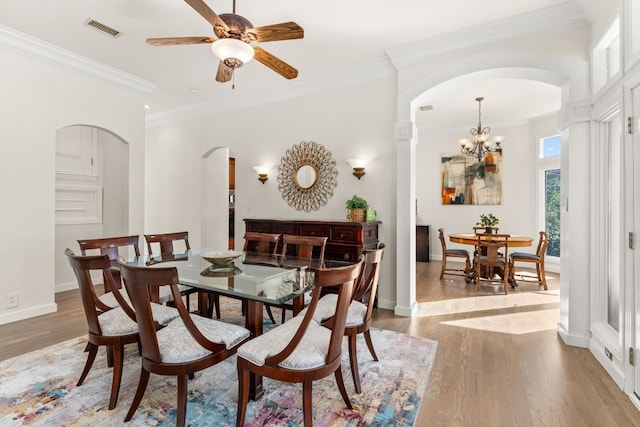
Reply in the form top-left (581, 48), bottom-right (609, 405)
top-left (277, 141), bottom-right (338, 212)
top-left (296, 165), bottom-right (317, 189)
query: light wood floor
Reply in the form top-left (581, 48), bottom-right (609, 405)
top-left (1, 261), bottom-right (638, 426)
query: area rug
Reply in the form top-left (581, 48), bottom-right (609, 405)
top-left (0, 318), bottom-right (436, 426)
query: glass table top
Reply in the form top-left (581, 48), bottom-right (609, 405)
top-left (127, 249), bottom-right (314, 304)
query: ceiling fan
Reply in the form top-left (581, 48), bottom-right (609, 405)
top-left (146, 0), bottom-right (304, 85)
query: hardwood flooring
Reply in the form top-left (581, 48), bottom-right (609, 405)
top-left (1, 262), bottom-right (638, 426)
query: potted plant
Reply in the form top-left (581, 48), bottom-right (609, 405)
top-left (345, 194), bottom-right (368, 222)
top-left (476, 213), bottom-right (499, 234)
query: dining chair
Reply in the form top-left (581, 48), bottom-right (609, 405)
top-left (235, 256), bottom-right (364, 427)
top-left (438, 228), bottom-right (471, 280)
top-left (77, 235), bottom-right (140, 307)
top-left (297, 243), bottom-right (385, 393)
top-left (64, 248), bottom-right (179, 410)
top-left (242, 232), bottom-right (282, 323)
top-left (474, 233), bottom-right (511, 294)
top-left (118, 260), bottom-right (251, 427)
top-left (274, 234), bottom-right (328, 323)
top-left (509, 231), bottom-right (549, 290)
top-left (144, 231), bottom-right (200, 312)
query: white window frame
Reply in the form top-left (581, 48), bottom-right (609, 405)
top-left (536, 134), bottom-right (561, 269)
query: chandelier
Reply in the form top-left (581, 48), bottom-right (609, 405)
top-left (457, 97), bottom-right (504, 162)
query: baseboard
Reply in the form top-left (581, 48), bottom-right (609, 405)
top-left (376, 297), bottom-right (395, 311)
top-left (631, 393), bottom-right (640, 412)
top-left (394, 300), bottom-right (417, 317)
top-left (557, 323), bottom-right (590, 348)
top-left (56, 281), bottom-right (78, 293)
top-left (0, 303), bottom-right (57, 326)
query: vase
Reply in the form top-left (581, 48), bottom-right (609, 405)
top-left (349, 208), bottom-right (365, 222)
top-left (485, 226), bottom-right (493, 234)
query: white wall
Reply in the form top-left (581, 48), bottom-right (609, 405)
top-left (0, 34), bottom-right (148, 325)
top-left (145, 79), bottom-right (398, 308)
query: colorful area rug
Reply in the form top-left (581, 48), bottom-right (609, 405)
top-left (0, 307), bottom-right (436, 426)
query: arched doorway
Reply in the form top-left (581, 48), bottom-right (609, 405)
top-left (394, 58), bottom-right (591, 346)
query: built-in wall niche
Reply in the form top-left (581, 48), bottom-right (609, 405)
top-left (592, 16), bottom-right (621, 95)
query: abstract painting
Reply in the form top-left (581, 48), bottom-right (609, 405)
top-left (441, 152), bottom-right (502, 205)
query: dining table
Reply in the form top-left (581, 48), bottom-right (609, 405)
top-left (448, 232), bottom-right (534, 282)
top-left (127, 248), bottom-right (316, 401)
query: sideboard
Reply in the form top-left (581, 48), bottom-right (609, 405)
top-left (243, 218), bottom-right (381, 262)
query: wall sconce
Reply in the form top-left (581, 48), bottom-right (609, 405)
top-left (346, 158), bottom-right (369, 180)
top-left (252, 166), bottom-right (271, 184)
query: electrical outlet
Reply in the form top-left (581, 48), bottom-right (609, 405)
top-left (6, 292), bottom-right (18, 309)
top-left (604, 347), bottom-right (613, 361)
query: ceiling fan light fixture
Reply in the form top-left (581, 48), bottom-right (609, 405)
top-left (211, 38), bottom-right (254, 67)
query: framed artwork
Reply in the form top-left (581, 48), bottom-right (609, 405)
top-left (441, 152), bottom-right (502, 205)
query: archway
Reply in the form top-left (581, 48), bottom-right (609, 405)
top-left (54, 124), bottom-right (130, 292)
top-left (394, 54), bottom-right (590, 341)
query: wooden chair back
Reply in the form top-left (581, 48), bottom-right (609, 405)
top-left (77, 235), bottom-right (141, 291)
top-left (473, 226), bottom-right (499, 234)
top-left (536, 231), bottom-right (550, 258)
top-left (280, 234), bottom-right (327, 268)
top-left (144, 231), bottom-right (190, 256)
top-left (243, 232), bottom-right (281, 255)
top-left (438, 228), bottom-right (448, 252)
top-left (476, 233), bottom-right (510, 265)
top-left (65, 248), bottom-right (134, 337)
top-left (352, 244), bottom-right (385, 322)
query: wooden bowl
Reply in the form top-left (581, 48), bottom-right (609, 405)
top-left (201, 250), bottom-right (242, 267)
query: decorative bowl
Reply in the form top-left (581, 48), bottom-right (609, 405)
top-left (201, 250), bottom-right (242, 267)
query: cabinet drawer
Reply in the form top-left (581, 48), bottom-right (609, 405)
top-left (326, 244), bottom-right (359, 262)
top-left (245, 222), bottom-right (273, 233)
top-left (331, 226), bottom-right (357, 243)
top-left (273, 224), bottom-right (296, 235)
top-left (362, 224), bottom-right (379, 243)
top-left (299, 225), bottom-right (330, 238)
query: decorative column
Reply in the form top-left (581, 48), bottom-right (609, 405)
top-left (395, 121), bottom-right (417, 317)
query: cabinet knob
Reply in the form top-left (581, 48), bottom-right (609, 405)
top-left (343, 253), bottom-right (351, 260)
top-left (310, 231), bottom-right (316, 236)
top-left (340, 233), bottom-right (346, 238)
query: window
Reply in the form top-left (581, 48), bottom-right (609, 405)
top-left (538, 135), bottom-right (561, 258)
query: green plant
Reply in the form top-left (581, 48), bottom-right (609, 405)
top-left (345, 194), bottom-right (368, 210)
top-left (476, 213), bottom-right (499, 227)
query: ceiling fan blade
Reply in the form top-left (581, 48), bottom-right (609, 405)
top-left (247, 22), bottom-right (304, 42)
top-left (253, 46), bottom-right (298, 79)
top-left (216, 61), bottom-right (234, 83)
top-left (146, 36), bottom-right (215, 46)
top-left (184, 0), bottom-right (229, 32)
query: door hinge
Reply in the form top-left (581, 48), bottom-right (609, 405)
top-left (630, 347), bottom-right (635, 366)
top-left (628, 117), bottom-right (634, 134)
top-left (630, 232), bottom-right (635, 250)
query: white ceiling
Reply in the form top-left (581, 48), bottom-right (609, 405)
top-left (1, 0), bottom-right (584, 119)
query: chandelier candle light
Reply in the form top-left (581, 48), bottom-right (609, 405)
top-left (457, 97), bottom-right (504, 162)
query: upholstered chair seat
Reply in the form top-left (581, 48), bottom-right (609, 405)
top-left (99, 293), bottom-right (179, 326)
top-left (510, 252), bottom-right (540, 261)
top-left (158, 315), bottom-right (250, 364)
top-left (238, 316), bottom-right (331, 369)
top-left (298, 294), bottom-right (367, 327)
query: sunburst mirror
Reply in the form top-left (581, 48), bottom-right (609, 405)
top-left (277, 141), bottom-right (338, 212)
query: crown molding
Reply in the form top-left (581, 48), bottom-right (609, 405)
top-left (145, 56), bottom-right (395, 127)
top-left (0, 25), bottom-right (155, 95)
top-left (386, 2), bottom-right (590, 70)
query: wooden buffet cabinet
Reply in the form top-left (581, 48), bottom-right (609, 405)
top-left (243, 218), bottom-right (381, 262)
